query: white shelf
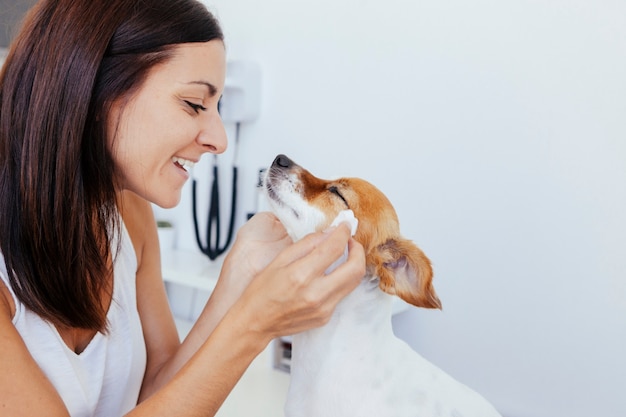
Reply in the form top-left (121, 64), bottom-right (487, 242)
top-left (160, 249), bottom-right (222, 291)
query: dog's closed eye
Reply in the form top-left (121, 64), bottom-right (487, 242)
top-left (328, 185), bottom-right (350, 208)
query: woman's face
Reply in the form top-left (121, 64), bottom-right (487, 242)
top-left (109, 40), bottom-right (227, 208)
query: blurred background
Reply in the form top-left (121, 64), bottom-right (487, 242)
top-left (193, 1), bottom-right (626, 416)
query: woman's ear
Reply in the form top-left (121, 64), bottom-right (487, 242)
top-left (369, 238), bottom-right (441, 309)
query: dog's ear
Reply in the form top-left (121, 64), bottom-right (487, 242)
top-left (370, 238), bottom-right (442, 309)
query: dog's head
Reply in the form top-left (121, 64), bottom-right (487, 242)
top-left (264, 154), bottom-right (441, 309)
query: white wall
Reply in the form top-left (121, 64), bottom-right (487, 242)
top-left (159, 1), bottom-right (626, 416)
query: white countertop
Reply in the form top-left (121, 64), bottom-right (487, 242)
top-left (217, 344), bottom-right (290, 417)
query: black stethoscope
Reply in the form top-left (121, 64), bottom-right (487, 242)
top-left (191, 122), bottom-right (240, 260)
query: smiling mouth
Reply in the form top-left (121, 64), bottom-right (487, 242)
top-left (172, 156), bottom-right (195, 172)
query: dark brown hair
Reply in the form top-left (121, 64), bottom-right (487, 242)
top-left (0, 0), bottom-right (223, 330)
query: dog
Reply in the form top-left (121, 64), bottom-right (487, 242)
top-left (264, 154), bottom-right (502, 417)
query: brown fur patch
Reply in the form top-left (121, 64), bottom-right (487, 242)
top-left (295, 169), bottom-right (441, 309)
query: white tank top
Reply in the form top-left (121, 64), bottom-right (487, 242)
top-left (0, 222), bottom-right (147, 417)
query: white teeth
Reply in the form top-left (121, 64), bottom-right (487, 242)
top-left (172, 157), bottom-right (195, 170)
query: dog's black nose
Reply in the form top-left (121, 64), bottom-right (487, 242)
top-left (272, 154), bottom-right (293, 169)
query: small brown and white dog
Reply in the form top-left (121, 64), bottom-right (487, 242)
top-left (264, 154), bottom-right (502, 417)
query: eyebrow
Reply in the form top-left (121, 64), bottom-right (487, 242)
top-left (187, 81), bottom-right (219, 97)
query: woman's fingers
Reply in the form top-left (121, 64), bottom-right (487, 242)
top-left (231, 219), bottom-right (367, 340)
top-left (273, 222), bottom-right (354, 275)
top-left (324, 237), bottom-right (366, 295)
top-left (237, 212), bottom-right (289, 242)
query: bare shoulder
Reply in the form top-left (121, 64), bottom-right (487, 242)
top-left (0, 277), bottom-right (70, 414)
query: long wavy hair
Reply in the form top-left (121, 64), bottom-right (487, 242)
top-left (0, 0), bottom-right (223, 331)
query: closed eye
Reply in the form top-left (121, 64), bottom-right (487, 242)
top-left (328, 186), bottom-right (349, 208)
top-left (184, 100), bottom-right (207, 114)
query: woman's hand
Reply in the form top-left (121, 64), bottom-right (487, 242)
top-left (162, 211), bottom-right (364, 416)
top-left (188, 211), bottom-right (364, 355)
top-left (184, 212), bottom-right (294, 345)
top-left (216, 212), bottom-right (294, 303)
top-left (228, 218), bottom-right (366, 341)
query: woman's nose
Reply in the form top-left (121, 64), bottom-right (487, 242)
top-left (198, 112), bottom-right (228, 154)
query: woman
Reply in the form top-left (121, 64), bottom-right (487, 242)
top-left (0, 0), bottom-right (365, 416)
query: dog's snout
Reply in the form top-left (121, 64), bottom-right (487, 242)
top-left (272, 154), bottom-right (293, 169)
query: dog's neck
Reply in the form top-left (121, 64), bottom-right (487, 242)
top-left (290, 275), bottom-right (396, 373)
top-left (288, 223), bottom-right (398, 375)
